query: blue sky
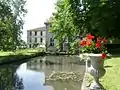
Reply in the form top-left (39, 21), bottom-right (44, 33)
top-left (22, 0), bottom-right (56, 41)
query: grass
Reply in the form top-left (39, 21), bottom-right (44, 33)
top-left (0, 48), bottom-right (43, 63)
top-left (0, 51), bottom-right (13, 56)
top-left (14, 48), bottom-right (41, 55)
top-left (87, 57), bottom-right (120, 90)
top-left (0, 48), bottom-right (41, 56)
top-left (101, 57), bottom-right (120, 90)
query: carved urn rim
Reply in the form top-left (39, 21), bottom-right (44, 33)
top-left (81, 53), bottom-right (111, 57)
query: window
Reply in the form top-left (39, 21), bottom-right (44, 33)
top-left (29, 44), bottom-right (31, 48)
top-left (50, 42), bottom-right (54, 46)
top-left (50, 38), bottom-right (54, 42)
top-left (35, 38), bottom-right (37, 42)
top-left (40, 38), bottom-right (43, 43)
top-left (30, 38), bottom-right (31, 42)
top-left (30, 31), bottom-right (32, 36)
top-left (35, 31), bottom-right (37, 36)
top-left (34, 44), bottom-right (38, 47)
top-left (40, 31), bottom-right (43, 36)
top-left (50, 38), bottom-right (54, 46)
top-left (50, 38), bottom-right (52, 42)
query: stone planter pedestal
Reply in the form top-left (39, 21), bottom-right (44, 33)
top-left (84, 53), bottom-right (106, 90)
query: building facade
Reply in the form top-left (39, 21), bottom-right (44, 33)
top-left (27, 22), bottom-right (68, 51)
top-left (27, 23), bottom-right (56, 51)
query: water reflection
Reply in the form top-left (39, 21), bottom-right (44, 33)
top-left (0, 66), bottom-right (15, 90)
top-left (27, 56), bottom-right (84, 73)
top-left (0, 56), bottom-right (85, 90)
top-left (16, 63), bottom-right (45, 89)
top-left (26, 56), bottom-right (85, 90)
top-left (14, 73), bottom-right (24, 89)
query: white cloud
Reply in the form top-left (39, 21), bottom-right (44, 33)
top-left (22, 0), bottom-right (56, 41)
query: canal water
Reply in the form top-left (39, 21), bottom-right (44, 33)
top-left (0, 56), bottom-right (85, 90)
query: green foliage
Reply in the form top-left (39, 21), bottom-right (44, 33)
top-left (17, 40), bottom-right (27, 49)
top-left (0, 0), bottom-right (27, 51)
top-left (69, 0), bottom-right (120, 38)
top-left (0, 67), bottom-right (14, 89)
top-left (49, 0), bottom-right (120, 53)
top-left (49, 0), bottom-right (80, 52)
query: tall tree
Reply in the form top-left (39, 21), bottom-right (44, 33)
top-left (50, 0), bottom-right (120, 53)
top-left (68, 0), bottom-right (120, 38)
top-left (49, 0), bottom-right (80, 52)
top-left (0, 0), bottom-right (27, 51)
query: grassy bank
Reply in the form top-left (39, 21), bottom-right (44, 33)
top-left (101, 57), bottom-right (120, 90)
top-left (87, 56), bottom-right (120, 90)
top-left (0, 48), bottom-right (41, 56)
top-left (0, 48), bottom-right (46, 64)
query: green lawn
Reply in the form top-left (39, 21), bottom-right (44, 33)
top-left (101, 57), bottom-right (120, 90)
top-left (0, 48), bottom-right (41, 56)
top-left (0, 48), bottom-right (43, 63)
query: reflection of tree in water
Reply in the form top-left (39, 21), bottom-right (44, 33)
top-left (0, 65), bottom-right (24, 90)
top-left (13, 73), bottom-right (24, 90)
top-left (0, 67), bottom-right (14, 90)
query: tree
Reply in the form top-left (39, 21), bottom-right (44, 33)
top-left (0, 0), bottom-right (27, 51)
top-left (68, 0), bottom-right (120, 38)
top-left (50, 0), bottom-right (120, 53)
top-left (49, 0), bottom-right (80, 52)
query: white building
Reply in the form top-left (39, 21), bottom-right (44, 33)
top-left (27, 23), bottom-right (56, 51)
top-left (27, 22), bottom-right (68, 51)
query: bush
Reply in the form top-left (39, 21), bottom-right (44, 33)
top-left (105, 44), bottom-right (120, 54)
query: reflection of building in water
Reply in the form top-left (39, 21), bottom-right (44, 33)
top-left (26, 56), bottom-right (84, 90)
top-left (27, 57), bottom-right (47, 71)
top-left (27, 57), bottom-right (56, 76)
top-left (27, 56), bottom-right (82, 76)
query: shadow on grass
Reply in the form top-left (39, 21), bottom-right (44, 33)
top-left (104, 65), bottom-right (112, 68)
top-left (111, 54), bottom-right (120, 58)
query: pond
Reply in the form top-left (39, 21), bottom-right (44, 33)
top-left (0, 55), bottom-right (85, 90)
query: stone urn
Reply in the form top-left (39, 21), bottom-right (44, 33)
top-left (84, 53), bottom-right (106, 90)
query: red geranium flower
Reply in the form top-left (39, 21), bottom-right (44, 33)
top-left (97, 36), bottom-right (101, 42)
top-left (86, 33), bottom-right (94, 40)
top-left (102, 38), bottom-right (107, 43)
top-left (101, 53), bottom-right (107, 59)
top-left (80, 33), bottom-right (108, 60)
top-left (80, 40), bottom-right (86, 47)
top-left (96, 41), bottom-right (101, 48)
top-left (86, 40), bottom-right (92, 46)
